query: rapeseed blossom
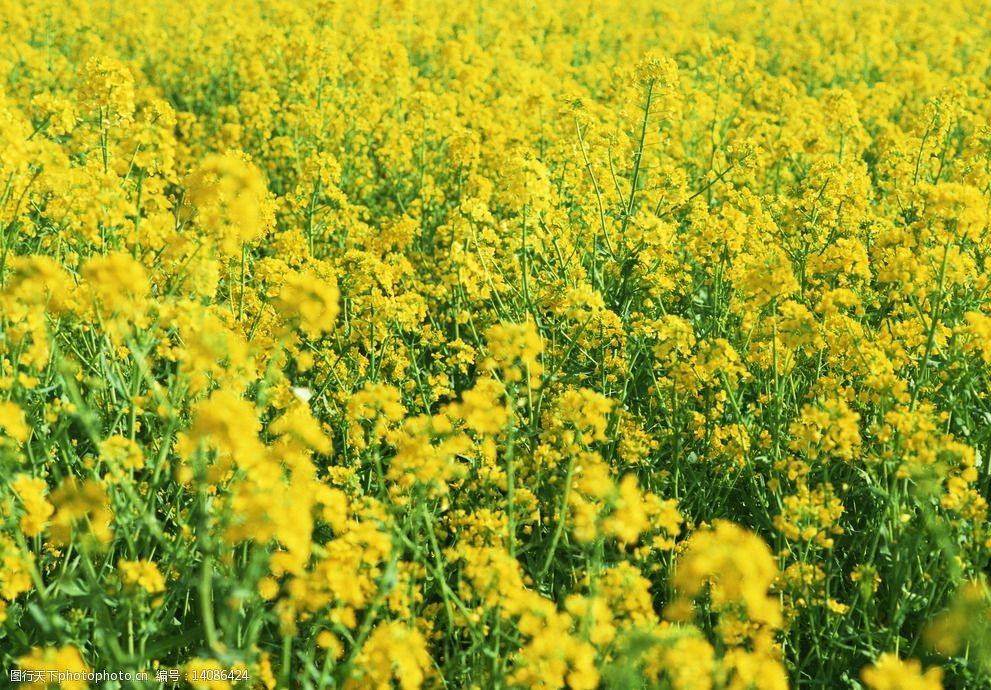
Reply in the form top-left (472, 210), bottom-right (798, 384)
top-left (1, 0), bottom-right (990, 687)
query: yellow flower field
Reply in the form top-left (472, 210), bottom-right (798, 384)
top-left (2, 0), bottom-right (991, 688)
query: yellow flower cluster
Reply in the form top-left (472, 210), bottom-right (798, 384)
top-left (2, 0), bottom-right (991, 687)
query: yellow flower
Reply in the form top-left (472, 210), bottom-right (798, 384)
top-left (549, 387), bottom-right (615, 445)
top-left (602, 474), bottom-right (649, 545)
top-left (343, 622), bottom-right (432, 690)
top-left (316, 630), bottom-right (344, 659)
top-left (118, 559), bottom-right (166, 594)
top-left (788, 395), bottom-right (862, 462)
top-left (731, 245), bottom-right (799, 309)
top-left (669, 520), bottom-right (781, 630)
top-left (188, 388), bottom-right (263, 464)
top-left (49, 478), bottom-right (114, 546)
top-left (2, 255), bottom-right (76, 313)
top-left (185, 151), bottom-right (273, 255)
top-left (258, 577), bottom-right (280, 601)
top-left (773, 481), bottom-right (845, 549)
top-left (452, 376), bottom-right (508, 435)
top-left (274, 268), bottom-right (341, 338)
top-left (483, 319), bottom-right (543, 389)
top-left (0, 535), bottom-right (34, 601)
top-left (99, 435), bottom-right (145, 471)
top-left (0, 400), bottom-right (30, 443)
top-left (17, 645), bottom-right (90, 690)
top-left (79, 55), bottom-right (135, 123)
top-left (80, 251), bottom-right (150, 325)
top-left (643, 624), bottom-right (717, 690)
top-left (861, 653), bottom-right (943, 690)
top-left (346, 381), bottom-right (406, 450)
top-left (11, 474), bottom-right (54, 537)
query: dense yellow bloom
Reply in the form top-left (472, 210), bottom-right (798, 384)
top-left (653, 315), bottom-right (696, 363)
top-left (17, 645), bottom-right (90, 690)
top-left (275, 268), bottom-right (340, 338)
top-left (961, 311), bottom-right (991, 364)
top-left (2, 0), bottom-right (991, 686)
top-left (602, 474), bottom-right (649, 544)
top-left (453, 376), bottom-right (509, 435)
top-left (670, 520), bottom-right (782, 630)
top-left (49, 478), bottom-right (114, 546)
top-left (483, 320), bottom-right (543, 389)
top-left (2, 255), bottom-right (76, 312)
top-left (643, 625), bottom-right (717, 690)
top-left (861, 654), bottom-right (944, 690)
top-left (789, 396), bottom-right (862, 462)
top-left (0, 535), bottom-right (34, 601)
top-left (773, 482), bottom-right (845, 548)
top-left (185, 152), bottom-right (272, 255)
top-left (187, 388), bottom-right (263, 464)
top-left (343, 622), bottom-right (432, 690)
top-left (118, 559), bottom-right (167, 594)
top-left (10, 475), bottom-right (54, 538)
top-left (99, 435), bottom-right (145, 472)
top-left (0, 401), bottom-right (30, 443)
top-left (548, 387), bottom-right (615, 445)
top-left (80, 251), bottom-right (150, 325)
top-left (79, 56), bottom-right (135, 124)
top-left (346, 381), bottom-right (406, 450)
top-left (732, 245), bottom-right (799, 309)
